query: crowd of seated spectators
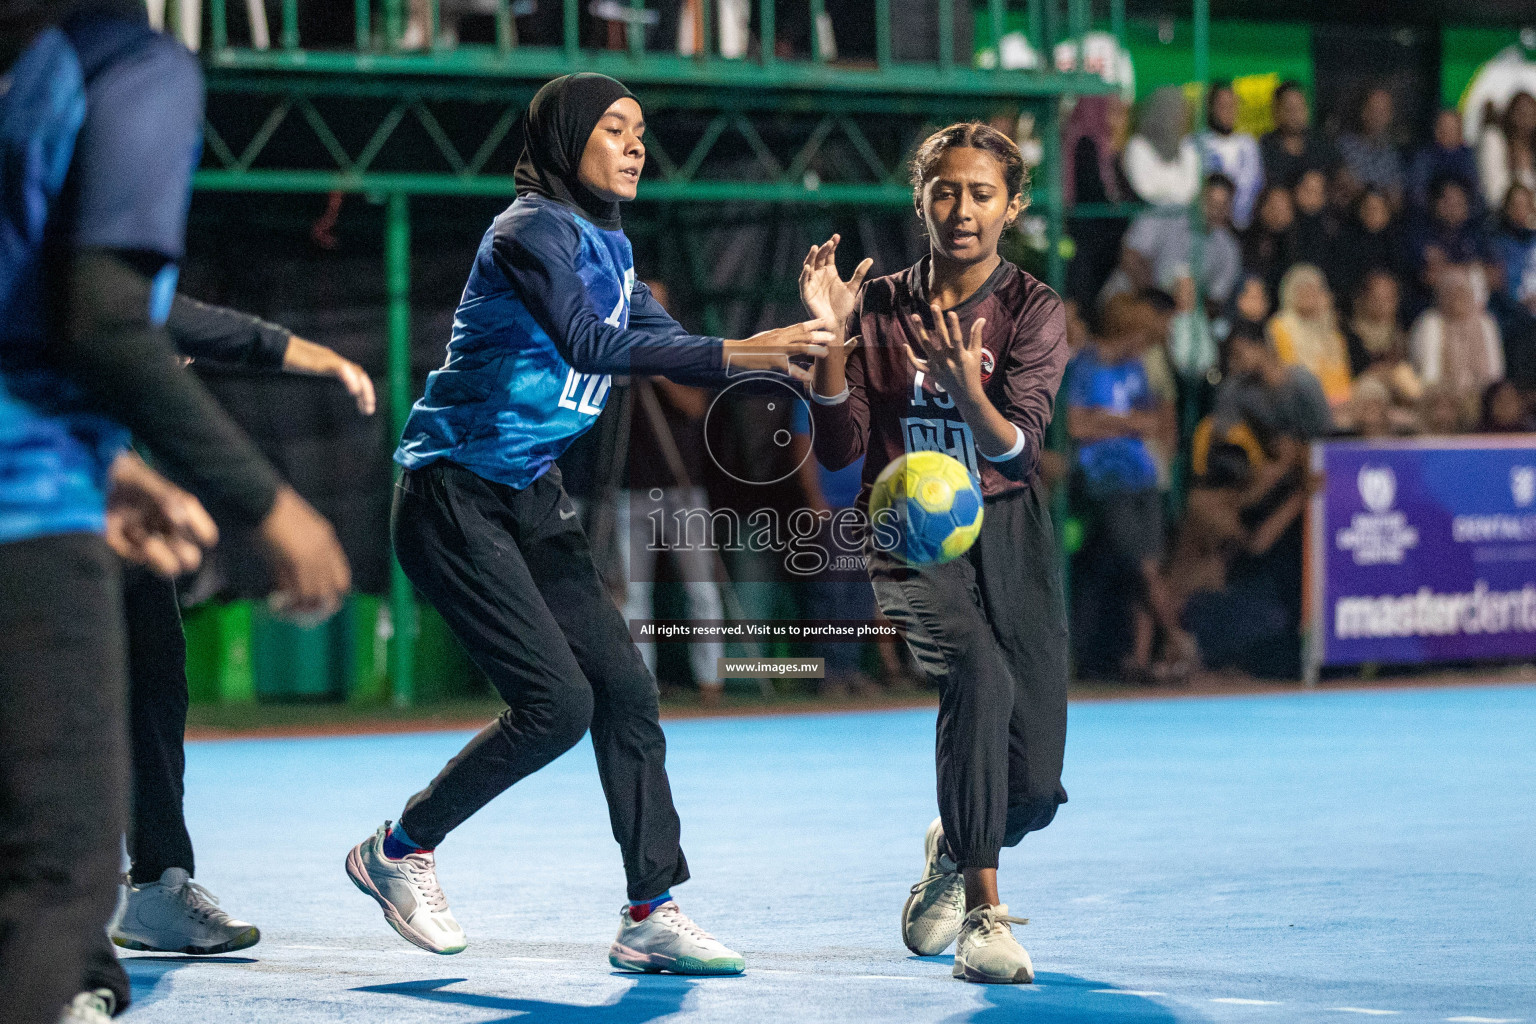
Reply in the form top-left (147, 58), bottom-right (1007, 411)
top-left (1061, 80), bottom-right (1536, 683)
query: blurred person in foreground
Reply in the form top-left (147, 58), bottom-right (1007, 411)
top-left (111, 298), bottom-right (373, 962)
top-left (0, 4), bottom-right (349, 1022)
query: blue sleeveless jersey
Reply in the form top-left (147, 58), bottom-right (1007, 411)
top-left (396, 197), bottom-right (634, 489)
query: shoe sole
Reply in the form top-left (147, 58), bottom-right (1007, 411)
top-left (901, 885), bottom-right (962, 956)
top-left (952, 960), bottom-right (1034, 984)
top-left (111, 926), bottom-right (260, 956)
top-left (608, 943), bottom-right (744, 975)
top-left (901, 819), bottom-right (962, 956)
top-left (345, 843), bottom-right (465, 955)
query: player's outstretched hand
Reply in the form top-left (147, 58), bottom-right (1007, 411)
top-left (258, 485), bottom-right (352, 624)
top-left (105, 451), bottom-right (220, 577)
top-left (906, 306), bottom-right (986, 399)
top-left (722, 320), bottom-right (835, 383)
top-left (282, 336), bottom-right (377, 416)
top-left (800, 234), bottom-right (872, 329)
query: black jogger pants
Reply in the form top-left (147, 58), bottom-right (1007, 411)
top-left (869, 482), bottom-right (1069, 871)
top-left (0, 534), bottom-right (129, 1024)
top-left (392, 462), bottom-right (689, 902)
top-left (121, 566), bottom-right (196, 884)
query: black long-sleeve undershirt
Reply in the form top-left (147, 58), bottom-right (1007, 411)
top-left (166, 293), bottom-right (291, 368)
top-left (50, 249), bottom-right (282, 527)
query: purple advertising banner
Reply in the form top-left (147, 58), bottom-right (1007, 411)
top-left (1309, 436), bottom-right (1536, 673)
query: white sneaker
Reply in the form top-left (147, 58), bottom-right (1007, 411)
top-left (346, 822), bottom-right (466, 954)
top-left (901, 817), bottom-right (965, 955)
top-left (952, 903), bottom-right (1033, 984)
top-left (110, 868), bottom-right (259, 955)
top-left (58, 989), bottom-right (114, 1023)
top-left (608, 901), bottom-right (745, 975)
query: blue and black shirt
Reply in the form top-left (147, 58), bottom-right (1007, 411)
top-left (397, 194), bottom-right (723, 490)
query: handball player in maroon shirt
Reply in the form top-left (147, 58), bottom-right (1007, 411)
top-left (801, 123), bottom-right (1069, 984)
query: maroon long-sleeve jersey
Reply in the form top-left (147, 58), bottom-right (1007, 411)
top-left (809, 256), bottom-right (1068, 508)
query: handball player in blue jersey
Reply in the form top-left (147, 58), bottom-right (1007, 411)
top-left (346, 73), bottom-right (833, 974)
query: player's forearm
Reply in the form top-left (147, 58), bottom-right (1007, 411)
top-left (52, 249), bottom-right (282, 528)
top-left (952, 385), bottom-right (1025, 463)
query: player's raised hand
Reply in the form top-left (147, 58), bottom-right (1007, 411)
top-left (905, 306), bottom-right (986, 398)
top-left (105, 451), bottom-right (220, 577)
top-left (258, 485), bottom-right (352, 623)
top-left (722, 319), bottom-right (835, 383)
top-left (799, 234), bottom-right (872, 329)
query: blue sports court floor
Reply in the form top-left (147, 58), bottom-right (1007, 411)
top-left (121, 685), bottom-right (1535, 1023)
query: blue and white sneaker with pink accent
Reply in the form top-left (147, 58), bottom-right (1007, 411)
top-left (608, 900), bottom-right (745, 975)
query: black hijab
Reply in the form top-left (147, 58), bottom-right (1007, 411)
top-left (514, 73), bottom-right (636, 231)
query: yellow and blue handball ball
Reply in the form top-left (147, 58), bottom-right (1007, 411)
top-left (868, 451), bottom-right (984, 565)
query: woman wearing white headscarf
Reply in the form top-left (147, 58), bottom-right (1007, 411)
top-left (1410, 264), bottom-right (1505, 413)
top-left (1122, 86), bottom-right (1201, 207)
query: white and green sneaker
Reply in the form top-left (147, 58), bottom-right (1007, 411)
top-left (901, 817), bottom-right (965, 955)
top-left (111, 868), bottom-right (260, 955)
top-left (952, 903), bottom-right (1034, 984)
top-left (58, 989), bottom-right (115, 1024)
top-left (608, 901), bottom-right (745, 975)
top-left (346, 822), bottom-right (466, 954)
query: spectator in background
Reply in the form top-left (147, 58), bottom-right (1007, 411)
top-left (1243, 185), bottom-right (1298, 300)
top-left (1185, 328), bottom-right (1326, 679)
top-left (1337, 86), bottom-right (1406, 211)
top-left (1065, 95), bottom-right (1133, 307)
top-left (1067, 295), bottom-right (1187, 683)
top-left (1410, 264), bottom-right (1504, 418)
top-left (1409, 175), bottom-right (1489, 308)
top-left (1225, 273), bottom-right (1273, 342)
top-left (1477, 91), bottom-right (1536, 212)
top-left (1420, 383), bottom-right (1469, 434)
top-left (1330, 186), bottom-right (1401, 304)
top-left (1268, 263), bottom-right (1353, 407)
top-left (1199, 80), bottom-right (1264, 229)
top-left (1409, 108), bottom-right (1482, 216)
top-left (1101, 173), bottom-right (1241, 308)
top-left (1291, 167), bottom-right (1337, 272)
top-left (1489, 182), bottom-right (1536, 386)
top-left (1344, 270), bottom-right (1419, 393)
top-left (1123, 86), bottom-right (1201, 208)
top-left (1260, 80), bottom-right (1337, 190)
top-left (1490, 183), bottom-right (1536, 312)
top-left (1480, 379), bottom-right (1534, 432)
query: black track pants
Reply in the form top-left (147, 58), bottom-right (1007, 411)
top-left (392, 462), bottom-right (689, 902)
top-left (0, 534), bottom-right (129, 1024)
top-left (121, 567), bottom-right (195, 884)
top-left (869, 482), bottom-right (1069, 871)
